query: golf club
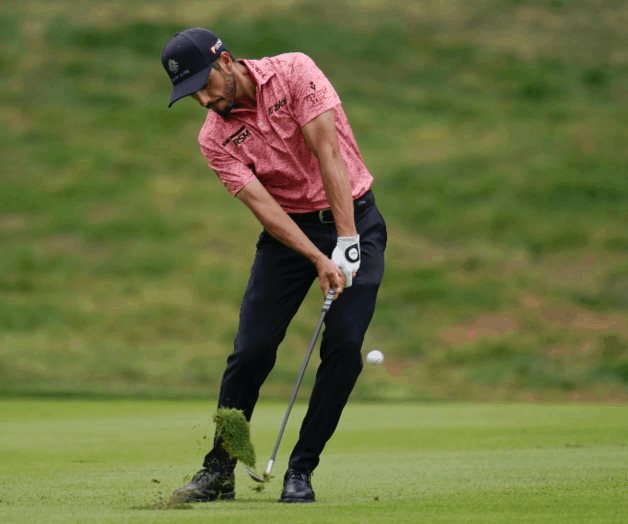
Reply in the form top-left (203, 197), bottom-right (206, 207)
top-left (246, 287), bottom-right (336, 482)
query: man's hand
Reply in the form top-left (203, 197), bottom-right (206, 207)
top-left (332, 234), bottom-right (360, 287)
top-left (314, 255), bottom-right (345, 299)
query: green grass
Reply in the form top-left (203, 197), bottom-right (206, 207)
top-left (0, 400), bottom-right (627, 523)
top-left (0, 0), bottom-right (627, 400)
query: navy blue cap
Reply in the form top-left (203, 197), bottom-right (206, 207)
top-left (161, 28), bottom-right (228, 107)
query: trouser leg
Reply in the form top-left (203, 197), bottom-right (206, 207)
top-left (289, 205), bottom-right (387, 472)
top-left (204, 233), bottom-right (317, 469)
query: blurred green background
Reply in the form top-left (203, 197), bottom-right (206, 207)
top-left (0, 0), bottom-right (626, 401)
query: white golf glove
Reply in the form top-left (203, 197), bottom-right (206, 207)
top-left (332, 234), bottom-right (361, 287)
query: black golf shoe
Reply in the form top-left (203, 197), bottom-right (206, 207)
top-left (172, 467), bottom-right (235, 502)
top-left (279, 468), bottom-right (315, 503)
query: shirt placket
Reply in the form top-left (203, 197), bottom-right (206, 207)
top-left (255, 83), bottom-right (270, 135)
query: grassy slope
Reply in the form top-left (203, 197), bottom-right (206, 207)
top-left (0, 400), bottom-right (627, 523)
top-left (0, 0), bottom-right (627, 400)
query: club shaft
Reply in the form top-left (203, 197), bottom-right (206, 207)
top-left (266, 289), bottom-right (335, 475)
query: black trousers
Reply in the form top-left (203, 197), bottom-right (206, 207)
top-left (204, 192), bottom-right (387, 473)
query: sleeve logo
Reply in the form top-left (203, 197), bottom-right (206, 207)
top-left (304, 85), bottom-right (328, 105)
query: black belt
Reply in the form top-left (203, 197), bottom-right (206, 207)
top-left (289, 190), bottom-right (375, 225)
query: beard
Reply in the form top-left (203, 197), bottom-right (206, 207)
top-left (214, 101), bottom-right (235, 118)
top-left (213, 73), bottom-right (237, 117)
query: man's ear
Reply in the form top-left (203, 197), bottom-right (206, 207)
top-left (219, 51), bottom-right (233, 72)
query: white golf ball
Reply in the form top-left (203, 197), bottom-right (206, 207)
top-left (366, 349), bottom-right (384, 365)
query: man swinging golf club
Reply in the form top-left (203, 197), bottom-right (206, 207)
top-left (161, 28), bottom-right (387, 503)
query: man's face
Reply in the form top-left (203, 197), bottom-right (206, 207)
top-left (192, 63), bottom-right (236, 117)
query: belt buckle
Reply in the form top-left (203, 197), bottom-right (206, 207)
top-left (318, 209), bottom-right (334, 224)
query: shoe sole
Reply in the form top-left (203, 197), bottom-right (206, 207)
top-left (180, 491), bottom-right (235, 503)
top-left (279, 496), bottom-right (315, 503)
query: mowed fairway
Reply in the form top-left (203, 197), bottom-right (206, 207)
top-left (0, 401), bottom-right (626, 523)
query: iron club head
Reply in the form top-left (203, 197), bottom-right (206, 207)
top-left (245, 467), bottom-right (271, 483)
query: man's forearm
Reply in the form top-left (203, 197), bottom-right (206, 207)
top-left (300, 110), bottom-right (356, 237)
top-left (237, 178), bottom-right (346, 296)
top-left (318, 148), bottom-right (357, 237)
top-left (238, 179), bottom-right (323, 264)
top-left (254, 203), bottom-right (323, 264)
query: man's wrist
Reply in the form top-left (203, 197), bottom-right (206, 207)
top-left (309, 250), bottom-right (326, 266)
top-left (336, 227), bottom-right (357, 237)
top-left (337, 234), bottom-right (359, 242)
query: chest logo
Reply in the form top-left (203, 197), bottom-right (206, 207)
top-left (267, 98), bottom-right (287, 116)
top-left (223, 125), bottom-right (251, 147)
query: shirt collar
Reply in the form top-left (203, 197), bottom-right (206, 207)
top-left (239, 59), bottom-right (275, 86)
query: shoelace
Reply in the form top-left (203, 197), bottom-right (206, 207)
top-left (286, 469), bottom-right (310, 483)
top-left (191, 469), bottom-right (211, 483)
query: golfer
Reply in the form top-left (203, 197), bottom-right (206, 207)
top-left (161, 28), bottom-right (386, 503)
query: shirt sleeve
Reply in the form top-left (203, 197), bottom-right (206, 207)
top-left (199, 141), bottom-right (256, 196)
top-left (288, 53), bottom-right (341, 127)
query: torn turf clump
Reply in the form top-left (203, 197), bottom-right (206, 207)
top-left (213, 408), bottom-right (256, 469)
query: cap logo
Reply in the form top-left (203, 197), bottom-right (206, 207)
top-left (168, 59), bottom-right (179, 74)
top-left (210, 39), bottom-right (223, 55)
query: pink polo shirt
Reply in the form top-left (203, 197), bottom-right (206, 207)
top-left (197, 53), bottom-right (373, 213)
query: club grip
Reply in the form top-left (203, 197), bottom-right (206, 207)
top-left (322, 288), bottom-right (335, 312)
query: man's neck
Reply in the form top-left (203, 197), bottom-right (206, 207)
top-left (235, 61), bottom-right (257, 107)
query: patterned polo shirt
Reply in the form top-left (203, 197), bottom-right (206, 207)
top-left (197, 52), bottom-right (373, 213)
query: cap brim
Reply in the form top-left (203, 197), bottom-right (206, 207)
top-left (168, 66), bottom-right (212, 107)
